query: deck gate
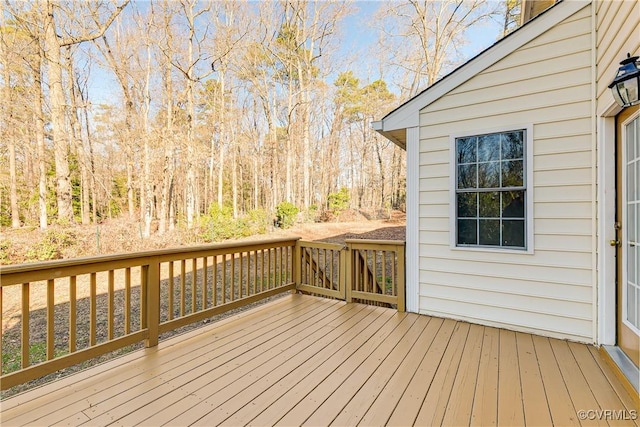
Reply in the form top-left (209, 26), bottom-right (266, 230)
top-left (295, 240), bottom-right (405, 312)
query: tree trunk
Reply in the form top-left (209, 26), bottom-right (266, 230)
top-left (142, 39), bottom-right (153, 237)
top-left (65, 47), bottom-right (92, 225)
top-left (8, 141), bottom-right (20, 227)
top-left (232, 133), bottom-right (238, 218)
top-left (44, 0), bottom-right (74, 223)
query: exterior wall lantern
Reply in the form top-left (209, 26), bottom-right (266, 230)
top-left (608, 53), bottom-right (640, 108)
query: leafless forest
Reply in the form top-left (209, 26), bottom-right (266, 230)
top-left (0, 0), bottom-right (518, 239)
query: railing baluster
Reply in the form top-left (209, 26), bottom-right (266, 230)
top-left (363, 252), bottom-right (367, 295)
top-left (280, 247), bottom-right (284, 285)
top-left (21, 283), bottom-right (29, 368)
top-left (221, 254), bottom-right (227, 304)
top-left (273, 248), bottom-right (277, 287)
top-left (180, 260), bottom-right (186, 317)
top-left (168, 261), bottom-right (174, 320)
top-left (90, 273), bottom-right (97, 346)
top-left (373, 251), bottom-right (378, 294)
top-left (357, 251), bottom-right (362, 292)
top-left (69, 276), bottom-right (77, 352)
top-left (47, 279), bottom-right (54, 360)
top-left (231, 252), bottom-right (236, 301)
top-left (212, 255), bottom-right (218, 306)
top-left (287, 246), bottom-right (291, 283)
top-left (191, 258), bottom-right (197, 313)
top-left (320, 249), bottom-right (323, 287)
top-left (392, 252), bottom-right (396, 296)
top-left (125, 268), bottom-right (131, 334)
top-left (203, 257), bottom-right (208, 310)
top-left (140, 267), bottom-right (147, 330)
top-left (268, 249), bottom-right (272, 289)
top-left (146, 258), bottom-right (160, 348)
top-left (265, 249), bottom-right (268, 288)
top-left (256, 249), bottom-right (264, 292)
top-left (253, 251), bottom-right (258, 295)
top-left (382, 252), bottom-right (387, 295)
top-left (238, 252), bottom-right (244, 298)
top-left (108, 270), bottom-right (114, 340)
top-left (246, 252), bottom-right (250, 296)
top-left (273, 248), bottom-right (278, 287)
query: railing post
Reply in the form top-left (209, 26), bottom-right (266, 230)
top-left (345, 243), bottom-right (352, 303)
top-left (294, 242), bottom-right (301, 293)
top-left (145, 257), bottom-right (160, 348)
top-left (397, 243), bottom-right (406, 312)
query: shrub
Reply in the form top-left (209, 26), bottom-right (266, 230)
top-left (200, 204), bottom-right (235, 241)
top-left (200, 206), bottom-right (270, 241)
top-left (275, 201), bottom-right (299, 229)
top-left (327, 187), bottom-right (350, 215)
top-left (25, 228), bottom-right (76, 262)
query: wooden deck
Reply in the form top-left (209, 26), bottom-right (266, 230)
top-left (1, 294), bottom-right (638, 426)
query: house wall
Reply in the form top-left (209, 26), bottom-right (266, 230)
top-left (593, 0), bottom-right (640, 344)
top-left (595, 0), bottom-right (640, 110)
top-left (416, 4), bottom-right (595, 342)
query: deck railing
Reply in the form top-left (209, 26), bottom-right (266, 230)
top-left (0, 238), bottom-right (297, 390)
top-left (346, 239), bottom-right (405, 312)
top-left (0, 237), bottom-right (404, 390)
top-left (295, 241), bottom-right (346, 300)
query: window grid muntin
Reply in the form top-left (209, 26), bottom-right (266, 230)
top-left (455, 130), bottom-right (527, 249)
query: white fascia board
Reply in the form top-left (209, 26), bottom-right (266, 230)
top-left (379, 0), bottom-right (591, 133)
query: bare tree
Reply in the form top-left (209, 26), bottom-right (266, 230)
top-left (377, 0), bottom-right (497, 98)
top-left (0, 2), bottom-right (21, 227)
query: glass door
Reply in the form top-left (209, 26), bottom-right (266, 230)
top-left (617, 107), bottom-right (639, 367)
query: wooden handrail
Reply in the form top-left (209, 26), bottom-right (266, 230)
top-left (0, 238), bottom-right (300, 286)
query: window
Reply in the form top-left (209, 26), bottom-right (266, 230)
top-left (454, 129), bottom-right (528, 249)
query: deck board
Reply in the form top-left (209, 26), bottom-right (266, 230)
top-left (1, 294), bottom-right (638, 427)
top-left (412, 321), bottom-right (470, 427)
top-left (517, 332), bottom-right (553, 426)
top-left (497, 329), bottom-right (525, 426)
top-left (469, 326), bottom-right (499, 426)
top-left (532, 335), bottom-right (581, 426)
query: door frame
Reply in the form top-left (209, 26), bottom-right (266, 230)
top-left (598, 101), bottom-right (640, 351)
top-left (598, 102), bottom-right (621, 346)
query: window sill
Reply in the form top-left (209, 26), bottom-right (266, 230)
top-left (450, 245), bottom-right (535, 255)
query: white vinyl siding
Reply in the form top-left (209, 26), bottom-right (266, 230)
top-left (595, 0), bottom-right (640, 108)
top-left (417, 5), bottom-right (595, 342)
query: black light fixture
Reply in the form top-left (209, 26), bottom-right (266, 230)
top-left (608, 53), bottom-right (640, 108)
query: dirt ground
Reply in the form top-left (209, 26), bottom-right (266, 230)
top-left (1, 213), bottom-right (405, 398)
top-left (247, 211), bottom-right (406, 243)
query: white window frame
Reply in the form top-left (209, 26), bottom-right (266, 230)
top-left (449, 124), bottom-right (534, 254)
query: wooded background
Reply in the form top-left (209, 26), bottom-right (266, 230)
top-left (0, 0), bottom-right (519, 237)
